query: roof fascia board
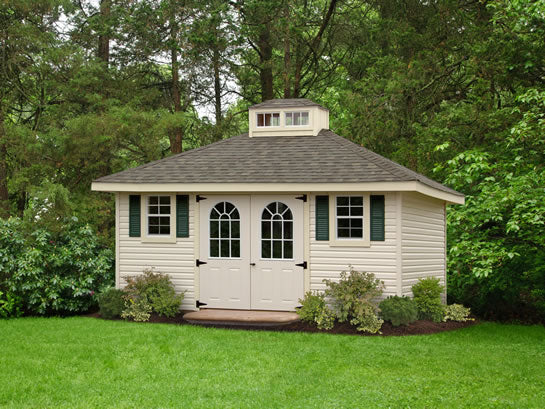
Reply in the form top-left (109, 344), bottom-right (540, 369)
top-left (92, 181), bottom-right (464, 204)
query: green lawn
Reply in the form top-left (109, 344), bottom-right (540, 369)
top-left (0, 319), bottom-right (544, 408)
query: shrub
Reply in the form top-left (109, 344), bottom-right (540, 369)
top-left (122, 270), bottom-right (183, 320)
top-left (121, 298), bottom-right (152, 322)
top-left (443, 304), bottom-right (474, 322)
top-left (0, 217), bottom-right (114, 316)
top-left (323, 267), bottom-right (385, 333)
top-left (297, 291), bottom-right (335, 330)
top-left (0, 291), bottom-right (23, 318)
top-left (98, 288), bottom-right (125, 319)
top-left (379, 296), bottom-right (418, 326)
top-left (412, 278), bottom-right (445, 322)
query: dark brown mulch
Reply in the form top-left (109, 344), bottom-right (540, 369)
top-left (84, 312), bottom-right (478, 336)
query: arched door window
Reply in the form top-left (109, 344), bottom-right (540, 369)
top-left (210, 202), bottom-right (240, 258)
top-left (261, 202), bottom-right (293, 259)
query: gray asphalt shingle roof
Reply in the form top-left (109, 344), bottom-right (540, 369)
top-left (249, 98), bottom-right (326, 110)
top-left (95, 129), bottom-right (463, 197)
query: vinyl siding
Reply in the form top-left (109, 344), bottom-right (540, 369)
top-left (401, 192), bottom-right (446, 296)
top-left (118, 193), bottom-right (196, 310)
top-left (309, 193), bottom-right (399, 295)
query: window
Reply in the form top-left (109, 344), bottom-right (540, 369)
top-left (285, 111), bottom-right (309, 126)
top-left (261, 202), bottom-right (293, 259)
top-left (336, 196), bottom-right (364, 239)
top-left (256, 112), bottom-right (280, 127)
top-left (210, 202), bottom-right (240, 258)
top-left (148, 196), bottom-right (171, 235)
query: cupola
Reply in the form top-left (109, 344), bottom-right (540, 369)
top-left (248, 98), bottom-right (329, 137)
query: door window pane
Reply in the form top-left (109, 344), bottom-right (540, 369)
top-left (261, 201), bottom-right (294, 259)
top-left (209, 201), bottom-right (241, 258)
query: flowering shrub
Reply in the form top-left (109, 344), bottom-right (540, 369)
top-left (443, 304), bottom-right (474, 322)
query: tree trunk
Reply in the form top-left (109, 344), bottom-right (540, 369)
top-left (213, 43), bottom-right (222, 126)
top-left (258, 27), bottom-right (273, 101)
top-left (98, 0), bottom-right (111, 65)
top-left (169, 13), bottom-right (183, 154)
top-left (283, 3), bottom-right (291, 98)
top-left (0, 109), bottom-right (9, 217)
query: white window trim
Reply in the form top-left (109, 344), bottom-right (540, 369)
top-left (256, 112), bottom-right (281, 128)
top-left (285, 111), bottom-right (310, 127)
top-left (328, 193), bottom-right (371, 247)
top-left (140, 193), bottom-right (176, 243)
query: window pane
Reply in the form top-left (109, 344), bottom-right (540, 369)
top-left (284, 221), bottom-right (292, 239)
top-left (221, 240), bottom-right (230, 257)
top-left (148, 225), bottom-right (159, 235)
top-left (262, 208), bottom-right (272, 220)
top-left (149, 217), bottom-right (159, 226)
top-left (210, 221), bottom-right (219, 238)
top-left (149, 205), bottom-right (159, 215)
top-left (267, 203), bottom-right (276, 213)
top-left (160, 206), bottom-right (170, 214)
top-left (301, 112), bottom-right (309, 125)
top-left (338, 218), bottom-right (350, 228)
top-left (220, 220), bottom-right (229, 238)
top-left (351, 218), bottom-right (363, 228)
top-left (262, 240), bottom-right (271, 258)
top-left (264, 113), bottom-right (271, 126)
top-left (231, 221), bottom-right (240, 238)
top-left (272, 113), bottom-right (280, 126)
top-left (159, 216), bottom-right (169, 226)
top-left (257, 113), bottom-right (264, 127)
top-left (273, 221), bottom-right (282, 239)
top-left (338, 228), bottom-right (350, 238)
top-left (262, 221), bottom-right (271, 239)
top-left (210, 208), bottom-right (220, 220)
top-left (284, 241), bottom-right (293, 259)
top-left (159, 196), bottom-right (170, 205)
top-left (160, 225), bottom-right (170, 235)
top-left (231, 209), bottom-right (240, 219)
top-left (277, 202), bottom-right (287, 214)
top-left (225, 202), bottom-right (234, 214)
top-left (210, 239), bottom-right (219, 257)
top-left (218, 202), bottom-right (225, 213)
top-left (285, 113), bottom-right (292, 126)
top-left (293, 112), bottom-right (300, 125)
top-left (283, 209), bottom-right (293, 220)
top-left (273, 240), bottom-right (282, 258)
top-left (231, 240), bottom-right (240, 258)
top-left (337, 206), bottom-right (349, 216)
top-left (351, 228), bottom-right (363, 238)
top-left (337, 197), bottom-right (349, 206)
top-left (351, 206), bottom-right (363, 216)
top-left (350, 196), bottom-right (363, 206)
top-left (149, 196), bottom-right (158, 205)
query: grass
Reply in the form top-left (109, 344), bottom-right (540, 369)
top-left (0, 319), bottom-right (544, 408)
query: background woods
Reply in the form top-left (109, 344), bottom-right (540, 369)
top-left (0, 0), bottom-right (544, 320)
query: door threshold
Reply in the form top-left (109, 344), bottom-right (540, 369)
top-left (183, 309), bottom-right (300, 326)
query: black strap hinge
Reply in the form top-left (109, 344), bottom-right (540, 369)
top-left (295, 261), bottom-right (307, 269)
top-left (196, 300), bottom-right (208, 308)
top-left (196, 195), bottom-right (207, 202)
top-left (295, 194), bottom-right (307, 202)
top-left (196, 259), bottom-right (207, 266)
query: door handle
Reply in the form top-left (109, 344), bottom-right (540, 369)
top-left (250, 263), bottom-right (256, 266)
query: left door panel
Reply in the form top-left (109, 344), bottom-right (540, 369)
top-left (199, 196), bottom-right (251, 309)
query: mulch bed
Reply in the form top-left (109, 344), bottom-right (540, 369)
top-left (85, 312), bottom-right (477, 336)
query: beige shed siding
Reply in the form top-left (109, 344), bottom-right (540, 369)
top-left (401, 192), bottom-right (446, 296)
top-left (309, 193), bottom-right (399, 295)
top-left (118, 193), bottom-right (196, 310)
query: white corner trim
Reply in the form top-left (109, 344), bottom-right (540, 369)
top-left (395, 192), bottom-right (402, 296)
top-left (115, 192), bottom-right (120, 288)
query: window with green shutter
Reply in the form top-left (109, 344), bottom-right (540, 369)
top-left (315, 195), bottom-right (329, 241)
top-left (176, 195), bottom-right (189, 238)
top-left (370, 195), bottom-right (385, 241)
top-left (129, 195), bottom-right (141, 237)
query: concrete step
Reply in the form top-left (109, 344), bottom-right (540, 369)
top-left (183, 309), bottom-right (301, 326)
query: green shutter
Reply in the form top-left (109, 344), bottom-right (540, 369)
top-left (176, 195), bottom-right (189, 238)
top-left (129, 195), bottom-right (141, 237)
top-left (370, 195), bottom-right (385, 241)
top-left (315, 195), bottom-right (329, 241)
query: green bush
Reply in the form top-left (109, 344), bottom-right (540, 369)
top-left (98, 288), bottom-right (125, 319)
top-left (297, 291), bottom-right (335, 330)
top-left (323, 267), bottom-right (385, 333)
top-left (379, 296), bottom-right (418, 326)
top-left (121, 297), bottom-right (152, 322)
top-left (0, 217), bottom-right (114, 316)
top-left (443, 304), bottom-right (474, 322)
top-left (412, 278), bottom-right (445, 322)
top-left (0, 291), bottom-right (23, 318)
top-left (122, 270), bottom-right (183, 320)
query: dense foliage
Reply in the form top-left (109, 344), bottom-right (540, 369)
top-left (323, 268), bottom-right (385, 333)
top-left (1, 0), bottom-right (543, 321)
top-left (411, 278), bottom-right (445, 323)
top-left (443, 304), bottom-right (474, 323)
top-left (297, 291), bottom-right (335, 330)
top-left (121, 270), bottom-right (184, 321)
top-left (379, 296), bottom-right (418, 327)
top-left (97, 288), bottom-right (125, 319)
top-left (0, 217), bottom-right (114, 316)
